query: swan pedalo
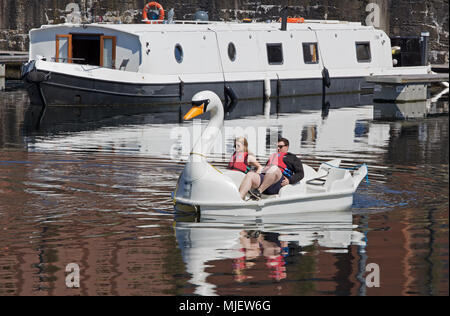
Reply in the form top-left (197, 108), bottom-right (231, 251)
top-left (172, 91), bottom-right (368, 216)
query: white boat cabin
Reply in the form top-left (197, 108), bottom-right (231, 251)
top-left (29, 20), bottom-right (396, 81)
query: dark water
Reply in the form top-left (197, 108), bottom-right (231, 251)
top-left (0, 88), bottom-right (448, 296)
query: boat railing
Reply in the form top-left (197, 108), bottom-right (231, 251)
top-left (303, 19), bottom-right (361, 25)
top-left (141, 19), bottom-right (211, 24)
top-left (139, 19), bottom-right (361, 25)
top-left (51, 57), bottom-right (85, 62)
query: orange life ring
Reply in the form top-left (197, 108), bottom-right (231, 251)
top-left (143, 2), bottom-right (165, 24)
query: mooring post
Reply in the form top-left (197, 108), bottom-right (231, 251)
top-left (0, 63), bottom-right (5, 91)
top-left (420, 32), bottom-right (430, 66)
top-left (263, 76), bottom-right (271, 117)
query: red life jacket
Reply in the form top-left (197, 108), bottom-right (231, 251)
top-left (268, 152), bottom-right (293, 178)
top-left (268, 152), bottom-right (288, 170)
top-left (228, 152), bottom-right (250, 174)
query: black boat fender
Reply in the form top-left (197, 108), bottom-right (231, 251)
top-left (322, 67), bottom-right (331, 88)
top-left (27, 70), bottom-right (51, 83)
top-left (321, 67), bottom-right (331, 113)
top-left (22, 60), bottom-right (51, 83)
top-left (224, 85), bottom-right (238, 114)
top-left (21, 60), bottom-right (35, 79)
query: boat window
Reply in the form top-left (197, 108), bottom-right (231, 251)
top-left (356, 42), bottom-right (371, 63)
top-left (302, 42), bottom-right (319, 64)
top-left (267, 43), bottom-right (283, 65)
top-left (101, 36), bottom-right (116, 69)
top-left (175, 44), bottom-right (183, 63)
top-left (228, 42), bottom-right (236, 62)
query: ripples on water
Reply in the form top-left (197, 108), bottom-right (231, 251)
top-left (0, 88), bottom-right (448, 296)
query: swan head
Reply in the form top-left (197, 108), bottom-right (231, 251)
top-left (184, 91), bottom-right (223, 120)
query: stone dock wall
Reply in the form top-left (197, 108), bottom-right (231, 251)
top-left (0, 0), bottom-right (448, 64)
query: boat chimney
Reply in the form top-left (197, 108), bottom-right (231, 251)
top-left (194, 11), bottom-right (209, 22)
top-left (280, 6), bottom-right (288, 31)
top-left (167, 8), bottom-right (175, 23)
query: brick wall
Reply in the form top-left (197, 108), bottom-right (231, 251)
top-left (0, 0), bottom-right (448, 63)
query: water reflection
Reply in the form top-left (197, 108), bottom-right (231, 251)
top-left (373, 87), bottom-right (448, 120)
top-left (0, 90), bottom-right (29, 149)
top-left (374, 101), bottom-right (428, 120)
top-left (1, 88), bottom-right (447, 168)
top-left (16, 102), bottom-right (383, 165)
top-left (6, 92), bottom-right (372, 137)
top-left (175, 211), bottom-right (366, 296)
top-left (385, 119), bottom-right (449, 165)
top-left (0, 88), bottom-right (448, 296)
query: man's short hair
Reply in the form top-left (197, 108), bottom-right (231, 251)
top-left (278, 137), bottom-right (289, 147)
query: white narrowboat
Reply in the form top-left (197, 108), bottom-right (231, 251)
top-left (22, 5), bottom-right (430, 112)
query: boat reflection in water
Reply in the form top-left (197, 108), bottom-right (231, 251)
top-left (21, 91), bottom-right (371, 132)
top-left (175, 210), bottom-right (365, 296)
top-left (373, 86), bottom-right (448, 121)
top-left (19, 94), bottom-right (386, 165)
top-left (22, 103), bottom-right (183, 134)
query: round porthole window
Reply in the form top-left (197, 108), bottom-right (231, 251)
top-left (228, 42), bottom-right (236, 62)
top-left (174, 44), bottom-right (183, 63)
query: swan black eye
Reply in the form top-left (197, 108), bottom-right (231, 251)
top-left (191, 99), bottom-right (210, 111)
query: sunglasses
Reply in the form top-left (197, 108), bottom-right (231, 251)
top-left (278, 144), bottom-right (286, 149)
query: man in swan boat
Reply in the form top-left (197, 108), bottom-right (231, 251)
top-left (239, 138), bottom-right (304, 200)
top-left (228, 137), bottom-right (263, 175)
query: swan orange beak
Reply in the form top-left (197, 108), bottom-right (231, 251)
top-left (184, 104), bottom-right (205, 120)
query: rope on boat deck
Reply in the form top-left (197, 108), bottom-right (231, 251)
top-left (322, 162), bottom-right (370, 185)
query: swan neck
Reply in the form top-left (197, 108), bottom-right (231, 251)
top-left (192, 107), bottom-right (223, 156)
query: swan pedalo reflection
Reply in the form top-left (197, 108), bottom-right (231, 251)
top-left (172, 91), bottom-right (368, 216)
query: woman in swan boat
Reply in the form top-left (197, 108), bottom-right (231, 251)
top-left (227, 137), bottom-right (263, 175)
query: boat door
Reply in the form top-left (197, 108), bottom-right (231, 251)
top-left (55, 34), bottom-right (73, 63)
top-left (55, 34), bottom-right (116, 68)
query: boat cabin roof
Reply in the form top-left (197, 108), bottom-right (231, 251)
top-left (34, 20), bottom-right (371, 37)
